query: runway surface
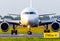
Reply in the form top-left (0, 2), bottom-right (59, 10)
top-left (0, 34), bottom-right (43, 38)
top-left (0, 34), bottom-right (60, 38)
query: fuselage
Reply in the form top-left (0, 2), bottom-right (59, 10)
top-left (21, 7), bottom-right (39, 26)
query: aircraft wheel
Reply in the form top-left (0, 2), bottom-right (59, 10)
top-left (11, 30), bottom-right (14, 35)
top-left (44, 30), bottom-right (50, 33)
top-left (27, 31), bottom-right (32, 35)
top-left (15, 30), bottom-right (17, 35)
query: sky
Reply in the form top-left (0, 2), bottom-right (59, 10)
top-left (0, 0), bottom-right (60, 16)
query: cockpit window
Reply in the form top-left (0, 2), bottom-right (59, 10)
top-left (25, 12), bottom-right (36, 14)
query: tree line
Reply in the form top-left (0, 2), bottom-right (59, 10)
top-left (0, 15), bottom-right (21, 20)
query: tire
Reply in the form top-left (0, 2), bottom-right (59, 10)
top-left (44, 30), bottom-right (50, 33)
top-left (11, 30), bottom-right (14, 35)
top-left (27, 31), bottom-right (32, 35)
top-left (15, 30), bottom-right (17, 35)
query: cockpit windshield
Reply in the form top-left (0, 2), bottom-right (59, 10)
top-left (25, 12), bottom-right (36, 14)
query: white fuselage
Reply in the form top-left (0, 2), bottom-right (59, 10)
top-left (20, 7), bottom-right (39, 26)
top-left (21, 14), bottom-right (39, 26)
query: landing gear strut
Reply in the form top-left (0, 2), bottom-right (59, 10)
top-left (11, 24), bottom-right (17, 35)
top-left (27, 25), bottom-right (32, 35)
top-left (27, 31), bottom-right (32, 35)
top-left (44, 24), bottom-right (50, 33)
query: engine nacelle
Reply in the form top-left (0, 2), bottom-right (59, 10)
top-left (1, 22), bottom-right (9, 32)
top-left (51, 22), bottom-right (60, 32)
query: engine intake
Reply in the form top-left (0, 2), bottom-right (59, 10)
top-left (51, 22), bottom-right (59, 32)
top-left (1, 22), bottom-right (9, 32)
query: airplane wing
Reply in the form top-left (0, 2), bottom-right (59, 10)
top-left (39, 13), bottom-right (56, 16)
top-left (1, 14), bottom-right (21, 26)
top-left (39, 13), bottom-right (56, 25)
top-left (5, 20), bottom-right (21, 25)
top-left (39, 16), bottom-right (58, 25)
top-left (0, 19), bottom-right (21, 26)
top-left (39, 20), bottom-right (53, 26)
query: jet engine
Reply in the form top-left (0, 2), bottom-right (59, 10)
top-left (51, 22), bottom-right (59, 32)
top-left (1, 22), bottom-right (9, 32)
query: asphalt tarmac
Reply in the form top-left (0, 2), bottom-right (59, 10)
top-left (0, 34), bottom-right (60, 38)
top-left (0, 34), bottom-right (43, 38)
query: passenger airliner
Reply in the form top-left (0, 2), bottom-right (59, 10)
top-left (0, 0), bottom-right (60, 35)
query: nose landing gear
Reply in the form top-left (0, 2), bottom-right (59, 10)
top-left (27, 25), bottom-right (32, 35)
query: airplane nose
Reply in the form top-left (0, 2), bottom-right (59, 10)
top-left (21, 16), bottom-right (29, 25)
top-left (21, 14), bottom-right (38, 26)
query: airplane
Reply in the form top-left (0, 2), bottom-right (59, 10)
top-left (0, 7), bottom-right (59, 35)
top-left (0, 0), bottom-right (60, 35)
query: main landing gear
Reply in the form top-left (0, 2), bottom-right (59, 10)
top-left (44, 25), bottom-right (50, 33)
top-left (11, 24), bottom-right (17, 35)
top-left (27, 25), bottom-right (32, 35)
